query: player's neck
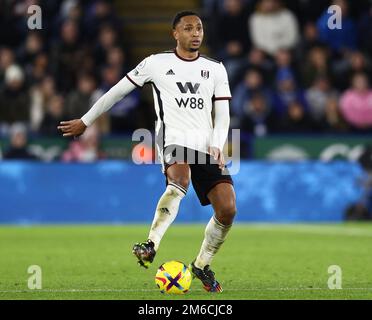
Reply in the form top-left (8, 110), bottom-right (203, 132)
top-left (175, 47), bottom-right (199, 61)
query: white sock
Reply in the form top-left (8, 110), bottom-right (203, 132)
top-left (194, 215), bottom-right (232, 269)
top-left (148, 183), bottom-right (186, 251)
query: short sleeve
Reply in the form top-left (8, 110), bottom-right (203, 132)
top-left (213, 63), bottom-right (232, 101)
top-left (126, 55), bottom-right (153, 88)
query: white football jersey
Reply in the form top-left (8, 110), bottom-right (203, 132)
top-left (126, 50), bottom-right (231, 163)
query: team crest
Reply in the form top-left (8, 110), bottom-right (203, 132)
top-left (201, 70), bottom-right (209, 79)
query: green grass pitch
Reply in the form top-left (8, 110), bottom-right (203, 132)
top-left (0, 223), bottom-right (371, 300)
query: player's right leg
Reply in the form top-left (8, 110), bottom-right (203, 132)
top-left (132, 163), bottom-right (190, 268)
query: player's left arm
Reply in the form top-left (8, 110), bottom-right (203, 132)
top-left (209, 62), bottom-right (232, 169)
top-left (210, 100), bottom-right (230, 169)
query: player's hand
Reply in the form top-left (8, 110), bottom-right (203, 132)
top-left (208, 146), bottom-right (225, 170)
top-left (58, 119), bottom-right (87, 137)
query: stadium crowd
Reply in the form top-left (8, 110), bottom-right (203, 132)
top-left (0, 0), bottom-right (140, 140)
top-left (0, 0), bottom-right (372, 160)
top-left (205, 0), bottom-right (372, 135)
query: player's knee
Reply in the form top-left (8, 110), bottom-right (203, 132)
top-left (216, 199), bottom-right (236, 224)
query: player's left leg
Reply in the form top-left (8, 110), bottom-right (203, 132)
top-left (191, 182), bottom-right (236, 292)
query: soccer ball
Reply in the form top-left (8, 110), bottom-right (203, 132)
top-left (155, 260), bottom-right (192, 294)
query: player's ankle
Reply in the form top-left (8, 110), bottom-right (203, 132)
top-left (194, 259), bottom-right (206, 270)
top-left (148, 238), bottom-right (159, 251)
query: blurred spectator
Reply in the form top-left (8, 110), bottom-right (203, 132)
top-left (0, 48), bottom-right (16, 83)
top-left (332, 51), bottom-right (372, 90)
top-left (29, 76), bottom-right (57, 132)
top-left (305, 76), bottom-right (339, 125)
top-left (0, 64), bottom-right (30, 129)
top-left (53, 0), bottom-right (84, 39)
top-left (231, 69), bottom-right (271, 118)
top-left (271, 70), bottom-right (307, 117)
top-left (210, 0), bottom-right (252, 86)
top-left (17, 31), bottom-right (45, 71)
top-left (99, 66), bottom-right (117, 93)
top-left (276, 101), bottom-right (313, 133)
top-left (3, 123), bottom-right (37, 160)
top-left (65, 73), bottom-right (97, 119)
top-left (95, 24), bottom-right (121, 69)
top-left (230, 48), bottom-right (274, 89)
top-left (83, 0), bottom-right (122, 42)
top-left (249, 0), bottom-right (299, 56)
top-left (301, 46), bottom-right (331, 88)
top-left (29, 53), bottom-right (49, 84)
top-left (106, 46), bottom-right (126, 77)
top-left (39, 95), bottom-right (66, 136)
top-left (60, 0), bottom-right (82, 20)
top-left (340, 73), bottom-right (372, 131)
top-left (213, 0), bottom-right (251, 60)
top-left (239, 92), bottom-right (276, 136)
top-left (50, 19), bottom-right (82, 92)
top-left (322, 96), bottom-right (350, 133)
top-left (317, 0), bottom-right (356, 54)
top-left (296, 22), bottom-right (323, 60)
top-left (274, 49), bottom-right (297, 83)
top-left (61, 124), bottom-right (105, 162)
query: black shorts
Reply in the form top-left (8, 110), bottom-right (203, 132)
top-left (163, 145), bottom-right (234, 206)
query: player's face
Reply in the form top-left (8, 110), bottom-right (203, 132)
top-left (173, 16), bottom-right (204, 52)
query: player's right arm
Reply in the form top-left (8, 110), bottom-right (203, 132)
top-left (58, 56), bottom-right (153, 137)
top-left (57, 77), bottom-right (137, 137)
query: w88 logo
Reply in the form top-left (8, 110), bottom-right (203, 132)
top-left (175, 97), bottom-right (204, 109)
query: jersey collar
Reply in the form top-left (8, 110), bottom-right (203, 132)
top-left (174, 48), bottom-right (200, 62)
